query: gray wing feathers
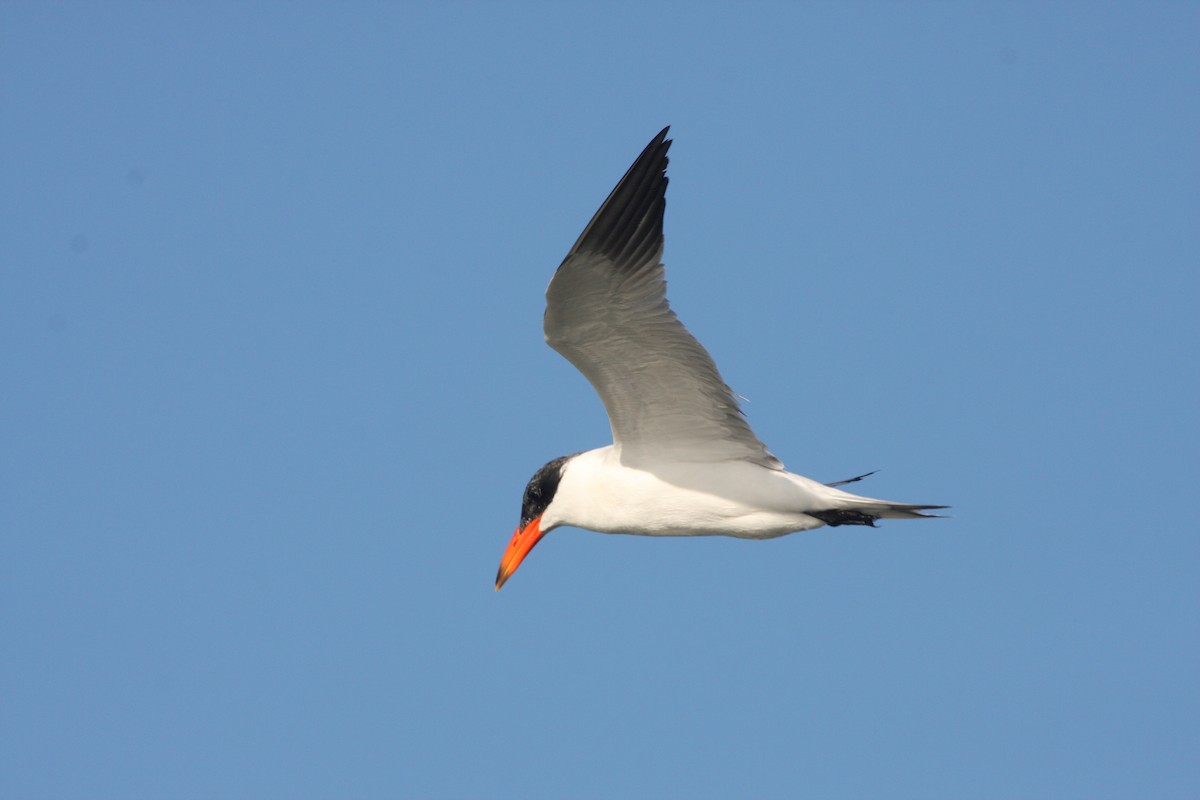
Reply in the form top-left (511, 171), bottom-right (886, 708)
top-left (544, 128), bottom-right (782, 469)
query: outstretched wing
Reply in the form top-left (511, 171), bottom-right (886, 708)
top-left (544, 128), bottom-right (781, 469)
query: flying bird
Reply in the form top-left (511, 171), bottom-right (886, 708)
top-left (495, 127), bottom-right (944, 590)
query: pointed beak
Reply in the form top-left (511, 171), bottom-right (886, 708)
top-left (495, 515), bottom-right (545, 591)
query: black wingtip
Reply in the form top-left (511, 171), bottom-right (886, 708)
top-left (825, 470), bottom-right (879, 487)
top-left (562, 127), bottom-right (673, 270)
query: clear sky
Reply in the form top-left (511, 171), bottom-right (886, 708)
top-left (2, 2), bottom-right (1197, 798)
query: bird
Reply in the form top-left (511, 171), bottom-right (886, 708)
top-left (495, 127), bottom-right (945, 590)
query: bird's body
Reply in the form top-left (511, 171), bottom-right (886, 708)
top-left (545, 447), bottom-right (921, 540)
top-left (495, 128), bottom-right (944, 589)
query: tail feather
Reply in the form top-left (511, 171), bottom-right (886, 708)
top-left (874, 503), bottom-right (949, 520)
top-left (809, 502), bottom-right (949, 527)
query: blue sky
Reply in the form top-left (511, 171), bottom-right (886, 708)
top-left (2, 2), bottom-right (1197, 798)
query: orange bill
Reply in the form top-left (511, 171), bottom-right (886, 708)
top-left (495, 515), bottom-right (545, 591)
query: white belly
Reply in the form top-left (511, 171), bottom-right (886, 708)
top-left (541, 447), bottom-right (832, 539)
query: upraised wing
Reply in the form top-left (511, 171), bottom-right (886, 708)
top-left (543, 128), bottom-right (782, 469)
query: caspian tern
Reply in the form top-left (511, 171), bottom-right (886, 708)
top-left (495, 127), bottom-right (945, 590)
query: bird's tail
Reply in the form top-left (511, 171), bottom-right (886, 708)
top-left (808, 498), bottom-right (949, 528)
top-left (871, 502), bottom-right (949, 520)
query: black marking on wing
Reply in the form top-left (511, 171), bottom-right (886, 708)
top-left (560, 126), bottom-right (671, 276)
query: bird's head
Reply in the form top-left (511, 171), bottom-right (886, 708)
top-left (495, 455), bottom-right (572, 590)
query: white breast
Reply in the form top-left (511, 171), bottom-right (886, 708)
top-left (541, 447), bottom-right (830, 539)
